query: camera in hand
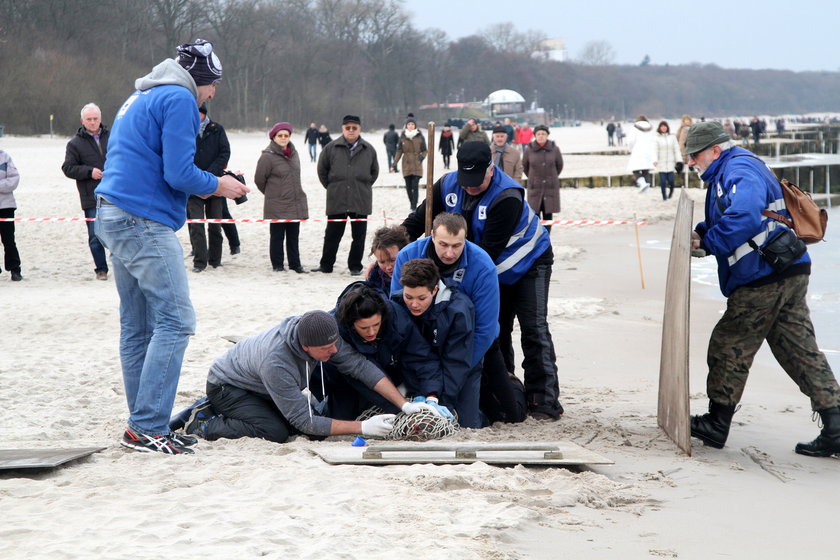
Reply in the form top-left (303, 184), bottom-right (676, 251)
top-left (223, 170), bottom-right (248, 205)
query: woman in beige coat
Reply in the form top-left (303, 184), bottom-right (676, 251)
top-left (254, 122), bottom-right (309, 273)
top-left (523, 125), bottom-right (563, 232)
top-left (393, 116), bottom-right (427, 211)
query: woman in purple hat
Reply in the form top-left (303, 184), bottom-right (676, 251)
top-left (255, 122), bottom-right (309, 273)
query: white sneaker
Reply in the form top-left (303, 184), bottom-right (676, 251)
top-left (636, 178), bottom-right (650, 193)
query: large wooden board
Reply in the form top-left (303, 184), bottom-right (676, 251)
top-left (0, 447), bottom-right (106, 470)
top-left (313, 441), bottom-right (613, 466)
top-left (657, 191), bottom-right (694, 455)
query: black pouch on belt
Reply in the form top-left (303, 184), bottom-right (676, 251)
top-left (749, 228), bottom-right (806, 272)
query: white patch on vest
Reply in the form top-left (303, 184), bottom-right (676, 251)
top-left (445, 193), bottom-right (458, 207)
top-left (478, 205), bottom-right (487, 220)
top-left (453, 268), bottom-right (465, 282)
top-left (716, 182), bottom-right (723, 199)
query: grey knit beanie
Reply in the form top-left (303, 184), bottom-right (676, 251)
top-left (297, 311), bottom-right (339, 347)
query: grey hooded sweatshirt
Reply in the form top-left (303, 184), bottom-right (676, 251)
top-left (207, 316), bottom-right (386, 435)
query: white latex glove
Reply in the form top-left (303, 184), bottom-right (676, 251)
top-left (401, 400), bottom-right (442, 417)
top-left (360, 414), bottom-right (396, 437)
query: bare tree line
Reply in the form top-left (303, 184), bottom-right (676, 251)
top-left (1, 0), bottom-right (838, 136)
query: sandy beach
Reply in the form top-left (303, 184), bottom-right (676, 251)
top-left (1, 122), bottom-right (837, 559)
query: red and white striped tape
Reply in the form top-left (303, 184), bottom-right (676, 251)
top-left (0, 217), bottom-right (647, 226)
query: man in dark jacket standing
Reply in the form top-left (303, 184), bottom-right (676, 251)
top-left (62, 103), bottom-right (110, 280)
top-left (313, 115), bottom-right (378, 275)
top-left (187, 104), bottom-right (230, 272)
top-left (304, 122), bottom-right (319, 162)
top-left (383, 124), bottom-right (399, 172)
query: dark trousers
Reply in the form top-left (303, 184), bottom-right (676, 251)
top-left (386, 148), bottom-right (397, 171)
top-left (84, 206), bottom-right (108, 273)
top-left (442, 154), bottom-right (451, 169)
top-left (0, 207), bottom-right (21, 274)
top-left (659, 172), bottom-right (675, 200)
top-left (499, 263), bottom-right (561, 416)
top-left (220, 200), bottom-right (240, 250)
top-left (187, 196), bottom-right (223, 269)
top-left (480, 339), bottom-right (527, 424)
top-left (270, 222), bottom-right (301, 269)
top-left (203, 381), bottom-right (297, 443)
top-left (404, 175), bottom-right (420, 211)
top-left (538, 200), bottom-right (553, 233)
top-left (450, 365), bottom-right (483, 429)
top-left (319, 212), bottom-right (367, 272)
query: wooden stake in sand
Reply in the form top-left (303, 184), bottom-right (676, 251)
top-left (634, 213), bottom-right (645, 289)
top-left (424, 121), bottom-right (436, 237)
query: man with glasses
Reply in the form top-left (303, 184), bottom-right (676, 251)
top-left (686, 121), bottom-right (840, 457)
top-left (313, 115), bottom-right (379, 276)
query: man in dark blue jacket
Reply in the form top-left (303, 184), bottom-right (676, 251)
top-left (687, 121), bottom-right (840, 457)
top-left (62, 103), bottom-right (110, 280)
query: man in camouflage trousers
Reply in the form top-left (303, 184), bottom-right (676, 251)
top-left (687, 121), bottom-right (840, 457)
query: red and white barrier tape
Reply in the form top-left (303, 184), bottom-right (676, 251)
top-left (0, 217), bottom-right (647, 226)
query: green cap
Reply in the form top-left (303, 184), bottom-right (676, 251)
top-left (684, 122), bottom-right (730, 155)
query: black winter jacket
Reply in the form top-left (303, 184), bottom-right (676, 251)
top-left (194, 119), bottom-right (231, 176)
top-left (62, 125), bottom-right (109, 210)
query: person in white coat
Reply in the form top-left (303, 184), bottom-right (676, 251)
top-left (653, 120), bottom-right (683, 200)
top-left (626, 115), bottom-right (656, 192)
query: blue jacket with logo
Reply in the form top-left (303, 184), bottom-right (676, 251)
top-left (95, 59), bottom-right (218, 230)
top-left (439, 166), bottom-right (551, 285)
top-left (390, 237), bottom-right (499, 367)
top-left (694, 146), bottom-right (809, 297)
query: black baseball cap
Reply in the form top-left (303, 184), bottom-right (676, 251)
top-left (457, 141), bottom-right (492, 187)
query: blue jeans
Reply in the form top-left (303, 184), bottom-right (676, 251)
top-left (308, 143), bottom-right (317, 162)
top-left (94, 199), bottom-right (196, 436)
top-left (85, 206), bottom-right (108, 273)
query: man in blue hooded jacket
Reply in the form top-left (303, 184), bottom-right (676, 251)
top-left (687, 121), bottom-right (840, 457)
top-left (95, 40), bottom-right (250, 455)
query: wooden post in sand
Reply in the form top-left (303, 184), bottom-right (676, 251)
top-left (657, 191), bottom-right (694, 455)
top-left (424, 122), bottom-right (436, 237)
top-left (634, 213), bottom-right (645, 289)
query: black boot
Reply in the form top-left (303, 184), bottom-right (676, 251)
top-left (795, 406), bottom-right (840, 457)
top-left (691, 401), bottom-right (737, 449)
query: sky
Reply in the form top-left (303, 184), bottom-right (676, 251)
top-left (407, 0), bottom-right (838, 73)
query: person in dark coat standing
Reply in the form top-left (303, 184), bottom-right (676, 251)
top-left (317, 124), bottom-right (331, 148)
top-left (393, 116), bottom-right (427, 211)
top-left (187, 104), bottom-right (230, 272)
top-left (523, 125), bottom-right (563, 232)
top-left (62, 102), bottom-right (110, 280)
top-left (313, 115), bottom-right (379, 276)
top-left (439, 124), bottom-right (455, 170)
top-left (254, 122), bottom-right (309, 273)
top-left (383, 124), bottom-right (399, 173)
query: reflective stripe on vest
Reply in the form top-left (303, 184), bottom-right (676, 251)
top-left (496, 204), bottom-right (545, 275)
top-left (727, 219), bottom-right (781, 267)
